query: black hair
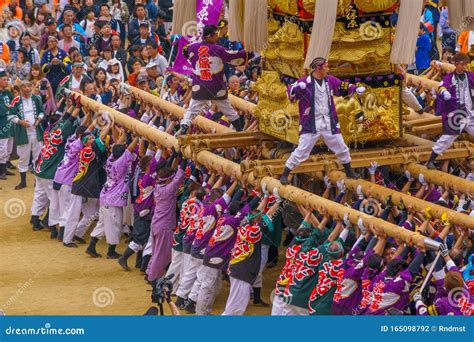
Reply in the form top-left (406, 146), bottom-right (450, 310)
top-left (158, 166), bottom-right (174, 180)
top-left (229, 201), bottom-right (242, 216)
top-left (112, 144), bottom-right (126, 160)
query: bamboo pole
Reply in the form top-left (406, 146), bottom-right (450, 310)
top-left (72, 92), bottom-right (441, 250)
top-left (122, 84), bottom-right (234, 135)
top-left (405, 73), bottom-right (441, 90)
top-left (328, 171), bottom-right (474, 230)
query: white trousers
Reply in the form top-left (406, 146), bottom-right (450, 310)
top-left (58, 184), bottom-right (72, 226)
top-left (285, 131), bottom-right (351, 170)
top-left (196, 265), bottom-right (222, 315)
top-left (17, 134), bottom-right (42, 173)
top-left (433, 117), bottom-right (474, 155)
top-left (176, 254), bottom-right (202, 300)
top-left (63, 195), bottom-right (99, 244)
top-left (181, 99), bottom-right (239, 127)
top-left (90, 206), bottom-right (123, 245)
top-left (252, 244), bottom-right (269, 288)
top-left (165, 249), bottom-right (185, 294)
top-left (282, 304), bottom-right (309, 316)
top-left (222, 277), bottom-right (252, 316)
top-left (0, 138), bottom-right (8, 163)
top-left (142, 233), bottom-right (153, 256)
top-left (271, 294), bottom-right (287, 316)
top-left (31, 177), bottom-right (52, 219)
top-left (402, 87), bottom-right (422, 111)
top-left (7, 137), bottom-right (13, 157)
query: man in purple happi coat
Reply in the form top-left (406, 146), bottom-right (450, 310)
top-left (177, 25), bottom-right (254, 134)
top-left (280, 57), bottom-right (366, 184)
top-left (146, 153), bottom-right (187, 282)
top-left (427, 53), bottom-right (474, 169)
top-left (415, 243), bottom-right (473, 316)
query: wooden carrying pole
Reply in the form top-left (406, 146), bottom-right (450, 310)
top-left (328, 171), bottom-right (474, 230)
top-left (122, 84), bottom-right (234, 134)
top-left (73, 92), bottom-right (440, 250)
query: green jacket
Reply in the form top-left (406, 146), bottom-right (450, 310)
top-left (35, 116), bottom-right (76, 180)
top-left (8, 94), bottom-right (45, 145)
top-left (0, 89), bottom-right (13, 139)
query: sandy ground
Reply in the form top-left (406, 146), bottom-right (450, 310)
top-left (0, 169), bottom-right (278, 315)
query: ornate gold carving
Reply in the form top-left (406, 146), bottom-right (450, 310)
top-left (302, 0), bottom-right (352, 16)
top-left (353, 0), bottom-right (399, 13)
top-left (335, 86), bottom-right (400, 145)
top-left (271, 0), bottom-right (298, 15)
top-left (253, 71), bottom-right (300, 144)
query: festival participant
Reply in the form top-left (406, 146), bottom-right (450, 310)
top-left (64, 120), bottom-right (110, 249)
top-left (164, 179), bottom-right (205, 292)
top-left (195, 185), bottom-right (259, 315)
top-left (0, 68), bottom-right (13, 180)
top-left (279, 57), bottom-right (365, 184)
top-left (118, 146), bottom-right (165, 271)
top-left (182, 176), bottom-right (237, 313)
top-left (53, 113), bottom-right (93, 242)
top-left (7, 79), bottom-right (44, 191)
top-left (427, 53), bottom-right (474, 169)
top-left (415, 243), bottom-right (473, 316)
top-left (32, 100), bottom-right (80, 238)
top-left (271, 206), bottom-right (313, 315)
top-left (87, 133), bottom-right (139, 258)
top-left (222, 191), bottom-right (282, 315)
top-left (176, 25), bottom-right (254, 135)
top-left (145, 150), bottom-right (187, 281)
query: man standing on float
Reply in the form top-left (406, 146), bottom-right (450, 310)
top-left (280, 57), bottom-right (365, 185)
top-left (176, 25), bottom-right (254, 135)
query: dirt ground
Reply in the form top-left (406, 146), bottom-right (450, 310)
top-left (0, 168), bottom-right (279, 315)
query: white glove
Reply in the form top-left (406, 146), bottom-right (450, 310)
top-left (336, 179), bottom-right (346, 193)
top-left (439, 243), bottom-right (449, 257)
top-left (356, 184), bottom-right (364, 199)
top-left (368, 161), bottom-right (379, 175)
top-left (323, 175), bottom-right (332, 188)
top-left (343, 213), bottom-right (351, 227)
top-left (261, 183), bottom-right (269, 197)
top-left (404, 170), bottom-right (414, 181)
top-left (413, 291), bottom-right (423, 303)
top-left (418, 173), bottom-right (427, 186)
top-left (356, 86), bottom-right (366, 95)
top-left (357, 218), bottom-right (367, 235)
top-left (297, 82), bottom-right (306, 90)
top-left (441, 89), bottom-right (451, 101)
top-left (273, 187), bottom-right (282, 202)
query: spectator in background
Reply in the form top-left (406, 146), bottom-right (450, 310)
top-left (26, 10), bottom-right (45, 49)
top-left (79, 8), bottom-right (96, 39)
top-left (58, 24), bottom-right (80, 53)
top-left (440, 5), bottom-right (456, 52)
top-left (146, 41), bottom-right (167, 74)
top-left (41, 36), bottom-right (69, 93)
top-left (416, 23), bottom-right (433, 75)
top-left (38, 18), bottom-right (60, 52)
top-left (7, 46), bottom-right (30, 83)
top-left (20, 31), bottom-right (40, 65)
top-left (128, 4), bottom-right (150, 43)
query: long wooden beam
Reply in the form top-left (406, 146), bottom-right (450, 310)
top-left (328, 171), bottom-right (474, 230)
top-left (122, 84), bottom-right (234, 134)
top-left (73, 91), bottom-right (441, 250)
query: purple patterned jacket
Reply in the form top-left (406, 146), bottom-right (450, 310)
top-left (437, 72), bottom-right (474, 135)
top-left (287, 75), bottom-right (356, 135)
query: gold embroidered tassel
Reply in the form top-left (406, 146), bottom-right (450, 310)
top-left (304, 0), bottom-right (338, 69)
